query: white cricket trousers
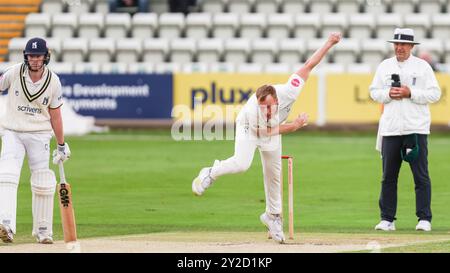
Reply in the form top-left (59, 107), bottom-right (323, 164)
top-left (0, 129), bottom-right (52, 233)
top-left (210, 124), bottom-right (282, 215)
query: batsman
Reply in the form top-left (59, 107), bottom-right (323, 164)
top-left (193, 33), bottom-right (341, 243)
top-left (0, 37), bottom-right (71, 244)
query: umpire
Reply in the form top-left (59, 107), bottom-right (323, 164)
top-left (370, 28), bottom-right (441, 232)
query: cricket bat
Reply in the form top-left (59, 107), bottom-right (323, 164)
top-left (57, 162), bottom-right (77, 243)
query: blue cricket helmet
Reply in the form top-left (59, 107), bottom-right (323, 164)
top-left (23, 37), bottom-right (51, 66)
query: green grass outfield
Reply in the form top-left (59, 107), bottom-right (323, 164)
top-left (3, 130), bottom-right (450, 251)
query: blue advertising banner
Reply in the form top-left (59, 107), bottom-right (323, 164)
top-left (59, 74), bottom-right (173, 119)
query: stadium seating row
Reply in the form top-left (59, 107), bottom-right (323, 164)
top-left (2, 61), bottom-right (449, 75)
top-left (40, 0), bottom-right (450, 15)
top-left (0, 61), bottom-right (383, 74)
top-left (9, 37), bottom-right (450, 66)
top-left (24, 12), bottom-right (450, 40)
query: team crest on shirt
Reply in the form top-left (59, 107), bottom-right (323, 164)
top-left (15, 90), bottom-right (19, 96)
top-left (42, 96), bottom-right (49, 105)
top-left (291, 78), bottom-right (300, 87)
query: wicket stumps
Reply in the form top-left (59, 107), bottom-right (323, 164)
top-left (268, 155), bottom-right (295, 240)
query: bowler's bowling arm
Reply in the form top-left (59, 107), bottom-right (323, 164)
top-left (295, 32), bottom-right (341, 82)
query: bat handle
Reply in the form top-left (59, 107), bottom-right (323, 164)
top-left (58, 161), bottom-right (67, 184)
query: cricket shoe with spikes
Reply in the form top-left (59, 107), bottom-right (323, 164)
top-left (192, 160), bottom-right (218, 196)
top-left (35, 233), bottom-right (54, 244)
top-left (260, 212), bottom-right (285, 244)
top-left (33, 231), bottom-right (53, 245)
top-left (0, 224), bottom-right (14, 243)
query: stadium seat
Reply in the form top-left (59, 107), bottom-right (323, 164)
top-left (116, 39), bottom-right (142, 63)
top-left (52, 13), bottom-right (78, 39)
top-left (158, 13), bottom-right (185, 39)
top-left (78, 13), bottom-right (104, 39)
top-left (417, 39), bottom-right (444, 63)
top-left (105, 13), bottom-right (131, 38)
top-left (181, 62), bottom-right (209, 73)
top-left (197, 38), bottom-right (223, 63)
top-left (209, 62), bottom-right (236, 73)
top-left (200, 0), bottom-right (225, 13)
top-left (169, 38), bottom-right (196, 64)
top-left (266, 13), bottom-right (293, 39)
top-left (239, 13), bottom-right (266, 39)
top-left (363, 0), bottom-right (388, 13)
top-left (293, 14), bottom-right (320, 39)
top-left (143, 38), bottom-right (169, 63)
top-left (212, 13), bottom-right (238, 39)
top-left (430, 15), bottom-right (450, 40)
top-left (154, 62), bottom-right (181, 74)
top-left (309, 0), bottom-right (335, 13)
top-left (321, 14), bottom-right (347, 38)
top-left (417, 0), bottom-right (444, 13)
top-left (47, 62), bottom-right (74, 74)
top-left (150, 0), bottom-right (169, 13)
top-left (255, 0), bottom-right (280, 13)
top-left (348, 14), bottom-right (375, 39)
top-left (389, 0), bottom-right (417, 14)
top-left (278, 38), bottom-right (305, 64)
top-left (264, 63), bottom-right (291, 74)
top-left (100, 62), bottom-right (128, 74)
top-left (41, 0), bottom-right (66, 13)
top-left (62, 38), bottom-right (88, 63)
top-left (74, 62), bottom-right (101, 74)
top-left (336, 0), bottom-right (362, 13)
top-left (346, 63), bottom-right (373, 73)
top-left (236, 63), bottom-right (263, 73)
top-left (360, 39), bottom-right (388, 67)
top-left (375, 14), bottom-right (403, 40)
top-left (228, 0), bottom-right (254, 14)
top-left (280, 0), bottom-right (306, 13)
top-left (94, 0), bottom-right (110, 14)
top-left (8, 38), bottom-right (28, 63)
top-left (88, 38), bottom-right (115, 63)
top-left (25, 13), bottom-right (51, 37)
top-left (250, 38), bottom-right (278, 64)
top-left (332, 39), bottom-right (360, 65)
top-left (68, 0), bottom-right (93, 13)
top-left (223, 38), bottom-right (250, 63)
top-left (132, 13), bottom-right (158, 39)
top-left (185, 13), bottom-right (212, 39)
top-left (403, 14), bottom-right (430, 40)
top-left (46, 37), bottom-right (62, 62)
top-left (128, 62), bottom-right (154, 73)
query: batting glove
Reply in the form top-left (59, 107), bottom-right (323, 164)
top-left (52, 142), bottom-right (71, 164)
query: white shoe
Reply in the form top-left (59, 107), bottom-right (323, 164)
top-left (35, 233), bottom-right (54, 244)
top-left (0, 224), bottom-right (14, 243)
top-left (375, 220), bottom-right (396, 231)
top-left (416, 220), bottom-right (432, 232)
top-left (192, 161), bottom-right (218, 196)
top-left (260, 213), bottom-right (285, 244)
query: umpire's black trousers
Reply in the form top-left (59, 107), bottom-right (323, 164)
top-left (379, 134), bottom-right (432, 222)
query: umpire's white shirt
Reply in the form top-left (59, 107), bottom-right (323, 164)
top-left (370, 55), bottom-right (441, 137)
top-left (0, 63), bottom-right (63, 133)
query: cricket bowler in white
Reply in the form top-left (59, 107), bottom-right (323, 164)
top-left (192, 33), bottom-right (341, 243)
top-left (0, 37), bottom-right (71, 244)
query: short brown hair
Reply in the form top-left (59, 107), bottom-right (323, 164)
top-left (256, 85), bottom-right (277, 103)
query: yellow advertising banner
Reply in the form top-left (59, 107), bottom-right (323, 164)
top-left (431, 74), bottom-right (450, 125)
top-left (173, 73), bottom-right (318, 122)
top-left (326, 74), bottom-right (381, 123)
top-left (326, 73), bottom-right (450, 125)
